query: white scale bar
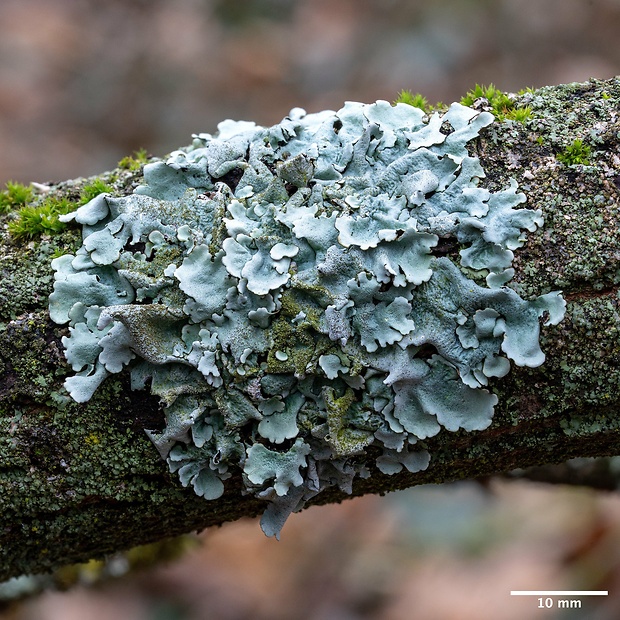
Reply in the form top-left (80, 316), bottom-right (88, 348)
top-left (511, 591), bottom-right (608, 596)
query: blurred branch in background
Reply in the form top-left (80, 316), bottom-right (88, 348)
top-left (4, 478), bottom-right (620, 620)
top-left (506, 457), bottom-right (620, 491)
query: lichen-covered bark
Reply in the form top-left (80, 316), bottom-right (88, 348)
top-left (2, 76), bottom-right (620, 581)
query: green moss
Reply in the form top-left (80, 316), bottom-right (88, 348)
top-left (78, 179), bottom-right (113, 205)
top-left (395, 83), bottom-right (531, 123)
top-left (503, 106), bottom-right (532, 123)
top-left (0, 181), bottom-right (33, 215)
top-left (118, 148), bottom-right (149, 172)
top-left (393, 89), bottom-right (445, 114)
top-left (7, 180), bottom-right (113, 241)
top-left (461, 83), bottom-right (511, 111)
top-left (556, 138), bottom-right (591, 166)
top-left (7, 198), bottom-right (75, 240)
top-left (460, 83), bottom-right (531, 123)
top-left (394, 89), bottom-right (429, 112)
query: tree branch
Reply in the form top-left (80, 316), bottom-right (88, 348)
top-left (2, 76), bottom-right (620, 581)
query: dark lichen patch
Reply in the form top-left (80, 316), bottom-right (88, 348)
top-left (509, 163), bottom-right (620, 297)
top-left (21, 425), bottom-right (69, 474)
top-left (217, 165), bottom-right (246, 193)
top-left (545, 297), bottom-right (620, 410)
top-left (430, 235), bottom-right (460, 258)
top-left (472, 77), bottom-right (620, 301)
top-left (103, 372), bottom-right (165, 433)
top-left (0, 235), bottom-right (80, 322)
top-left (0, 313), bottom-right (65, 401)
top-left (0, 357), bottom-right (186, 573)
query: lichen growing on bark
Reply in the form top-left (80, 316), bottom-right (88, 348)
top-left (49, 99), bottom-right (563, 537)
top-left (1, 76), bottom-right (620, 581)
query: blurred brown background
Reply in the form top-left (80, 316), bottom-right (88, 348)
top-left (2, 1), bottom-right (620, 619)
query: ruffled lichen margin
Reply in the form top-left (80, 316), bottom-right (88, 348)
top-left (5, 76), bottom-right (620, 579)
top-left (49, 100), bottom-right (563, 537)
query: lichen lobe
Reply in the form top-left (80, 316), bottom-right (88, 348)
top-left (49, 100), bottom-right (564, 537)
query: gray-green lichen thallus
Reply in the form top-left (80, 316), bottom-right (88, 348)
top-left (49, 100), bottom-right (564, 537)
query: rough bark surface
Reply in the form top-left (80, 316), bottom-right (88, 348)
top-left (2, 76), bottom-right (620, 581)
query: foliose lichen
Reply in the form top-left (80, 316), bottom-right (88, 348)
top-left (48, 100), bottom-right (565, 537)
